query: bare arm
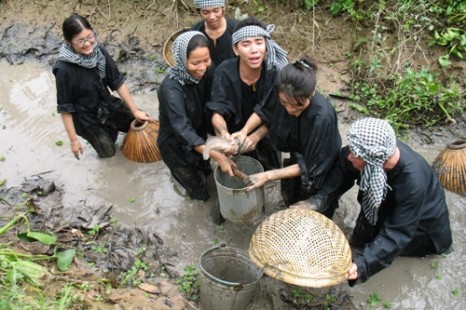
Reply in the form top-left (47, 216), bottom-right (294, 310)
top-left (116, 83), bottom-right (150, 121)
top-left (211, 112), bottom-right (230, 138)
top-left (247, 164), bottom-right (301, 190)
top-left (61, 112), bottom-right (83, 160)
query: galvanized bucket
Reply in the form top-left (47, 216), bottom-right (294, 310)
top-left (199, 246), bottom-right (263, 310)
top-left (214, 156), bottom-right (265, 224)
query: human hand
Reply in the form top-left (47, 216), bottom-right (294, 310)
top-left (239, 134), bottom-right (259, 153)
top-left (347, 263), bottom-right (358, 280)
top-left (246, 172), bottom-right (270, 191)
top-left (71, 140), bottom-right (83, 160)
top-left (133, 110), bottom-right (151, 122)
top-left (212, 151), bottom-right (235, 176)
top-left (231, 130), bottom-right (247, 151)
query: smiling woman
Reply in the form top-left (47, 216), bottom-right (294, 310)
top-left (53, 14), bottom-right (151, 159)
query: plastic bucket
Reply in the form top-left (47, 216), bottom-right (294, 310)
top-left (199, 246), bottom-right (263, 310)
top-left (214, 156), bottom-right (265, 224)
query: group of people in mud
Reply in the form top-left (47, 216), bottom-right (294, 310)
top-left (53, 0), bottom-right (452, 286)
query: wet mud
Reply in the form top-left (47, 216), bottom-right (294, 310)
top-left (1, 1), bottom-right (466, 309)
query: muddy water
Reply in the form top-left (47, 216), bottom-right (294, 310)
top-left (1, 61), bottom-right (465, 309)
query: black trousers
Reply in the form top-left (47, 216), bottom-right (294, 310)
top-left (170, 161), bottom-right (211, 201)
top-left (78, 98), bottom-right (134, 158)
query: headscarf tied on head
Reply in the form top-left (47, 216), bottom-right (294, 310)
top-left (168, 31), bottom-right (207, 86)
top-left (232, 24), bottom-right (288, 70)
top-left (193, 0), bottom-right (225, 8)
top-left (347, 118), bottom-right (397, 225)
top-left (58, 42), bottom-right (106, 79)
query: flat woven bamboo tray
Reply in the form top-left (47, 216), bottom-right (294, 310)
top-left (163, 28), bottom-right (190, 67)
top-left (249, 208), bottom-right (352, 287)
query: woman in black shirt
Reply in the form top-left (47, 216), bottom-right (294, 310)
top-left (247, 56), bottom-right (342, 207)
top-left (157, 31), bottom-right (234, 201)
top-left (53, 14), bottom-right (150, 159)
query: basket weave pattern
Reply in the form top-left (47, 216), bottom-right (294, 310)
top-left (432, 140), bottom-right (466, 197)
top-left (163, 28), bottom-right (189, 67)
top-left (122, 120), bottom-right (161, 163)
top-left (249, 208), bottom-right (352, 287)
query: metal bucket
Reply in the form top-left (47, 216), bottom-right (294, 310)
top-left (199, 246), bottom-right (263, 310)
top-left (214, 156), bottom-right (265, 224)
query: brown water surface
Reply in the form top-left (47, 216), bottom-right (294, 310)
top-left (1, 61), bottom-right (465, 309)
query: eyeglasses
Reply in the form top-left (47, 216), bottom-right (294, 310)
top-left (73, 33), bottom-right (95, 47)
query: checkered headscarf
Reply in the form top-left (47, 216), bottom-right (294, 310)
top-left (58, 42), bottom-right (106, 78)
top-left (347, 118), bottom-right (397, 225)
top-left (232, 24), bottom-right (288, 70)
top-left (168, 31), bottom-right (206, 85)
top-left (193, 0), bottom-right (225, 8)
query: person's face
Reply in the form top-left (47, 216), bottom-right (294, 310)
top-left (70, 28), bottom-right (95, 55)
top-left (233, 37), bottom-right (266, 69)
top-left (187, 46), bottom-right (211, 79)
top-left (278, 92), bottom-right (311, 117)
top-left (199, 7), bottom-right (224, 29)
top-left (348, 151), bottom-right (365, 171)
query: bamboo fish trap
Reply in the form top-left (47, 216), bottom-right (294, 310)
top-left (432, 140), bottom-right (466, 197)
top-left (122, 120), bottom-right (162, 163)
top-left (249, 208), bottom-right (352, 288)
top-left (163, 28), bottom-right (189, 67)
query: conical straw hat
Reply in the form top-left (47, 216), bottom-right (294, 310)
top-left (122, 120), bottom-right (162, 163)
top-left (249, 208), bottom-right (352, 288)
top-left (163, 28), bottom-right (190, 67)
top-left (432, 140), bottom-right (466, 197)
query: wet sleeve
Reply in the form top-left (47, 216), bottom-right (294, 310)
top-left (53, 65), bottom-right (76, 113)
top-left (160, 83), bottom-right (205, 149)
top-left (205, 67), bottom-right (235, 121)
top-left (301, 114), bottom-right (340, 184)
top-left (351, 171), bottom-right (425, 285)
top-left (254, 86), bottom-right (278, 127)
top-left (100, 47), bottom-right (125, 91)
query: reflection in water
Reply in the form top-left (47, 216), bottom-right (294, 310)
top-left (0, 61), bottom-right (465, 309)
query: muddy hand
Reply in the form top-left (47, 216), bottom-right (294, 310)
top-left (232, 166), bottom-right (252, 185)
top-left (245, 172), bottom-right (268, 191)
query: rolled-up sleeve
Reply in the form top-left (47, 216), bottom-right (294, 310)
top-left (53, 66), bottom-right (76, 113)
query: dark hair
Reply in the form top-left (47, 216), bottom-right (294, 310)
top-left (62, 14), bottom-right (93, 41)
top-left (232, 16), bottom-right (265, 38)
top-left (277, 55), bottom-right (318, 106)
top-left (187, 34), bottom-right (210, 58)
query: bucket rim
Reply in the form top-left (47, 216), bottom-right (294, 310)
top-left (199, 245), bottom-right (263, 287)
top-left (214, 156), bottom-right (264, 191)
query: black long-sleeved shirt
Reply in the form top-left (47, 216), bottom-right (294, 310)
top-left (337, 142), bottom-right (452, 284)
top-left (157, 68), bottom-right (213, 168)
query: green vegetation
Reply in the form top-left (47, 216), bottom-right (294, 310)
top-left (368, 292), bottom-right (392, 308)
top-left (0, 209), bottom-right (77, 309)
top-left (331, 0), bottom-right (466, 132)
top-left (176, 265), bottom-right (200, 301)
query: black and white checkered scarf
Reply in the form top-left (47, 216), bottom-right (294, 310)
top-left (58, 42), bottom-right (106, 79)
top-left (168, 31), bottom-right (206, 86)
top-left (232, 24), bottom-right (288, 70)
top-left (347, 118), bottom-right (396, 225)
top-left (193, 0), bottom-right (225, 8)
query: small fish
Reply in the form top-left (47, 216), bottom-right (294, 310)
top-left (203, 135), bottom-right (235, 160)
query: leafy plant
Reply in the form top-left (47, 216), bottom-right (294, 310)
top-left (368, 293), bottom-right (382, 307)
top-left (350, 67), bottom-right (464, 132)
top-left (291, 287), bottom-right (315, 304)
top-left (119, 258), bottom-right (148, 287)
top-left (176, 265), bottom-right (200, 301)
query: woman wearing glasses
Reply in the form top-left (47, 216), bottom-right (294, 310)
top-left (245, 56), bottom-right (342, 214)
top-left (53, 14), bottom-right (150, 159)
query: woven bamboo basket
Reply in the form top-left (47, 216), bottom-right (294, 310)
top-left (163, 28), bottom-right (190, 67)
top-left (249, 208), bottom-right (352, 288)
top-left (122, 120), bottom-right (162, 163)
top-left (432, 140), bottom-right (466, 197)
